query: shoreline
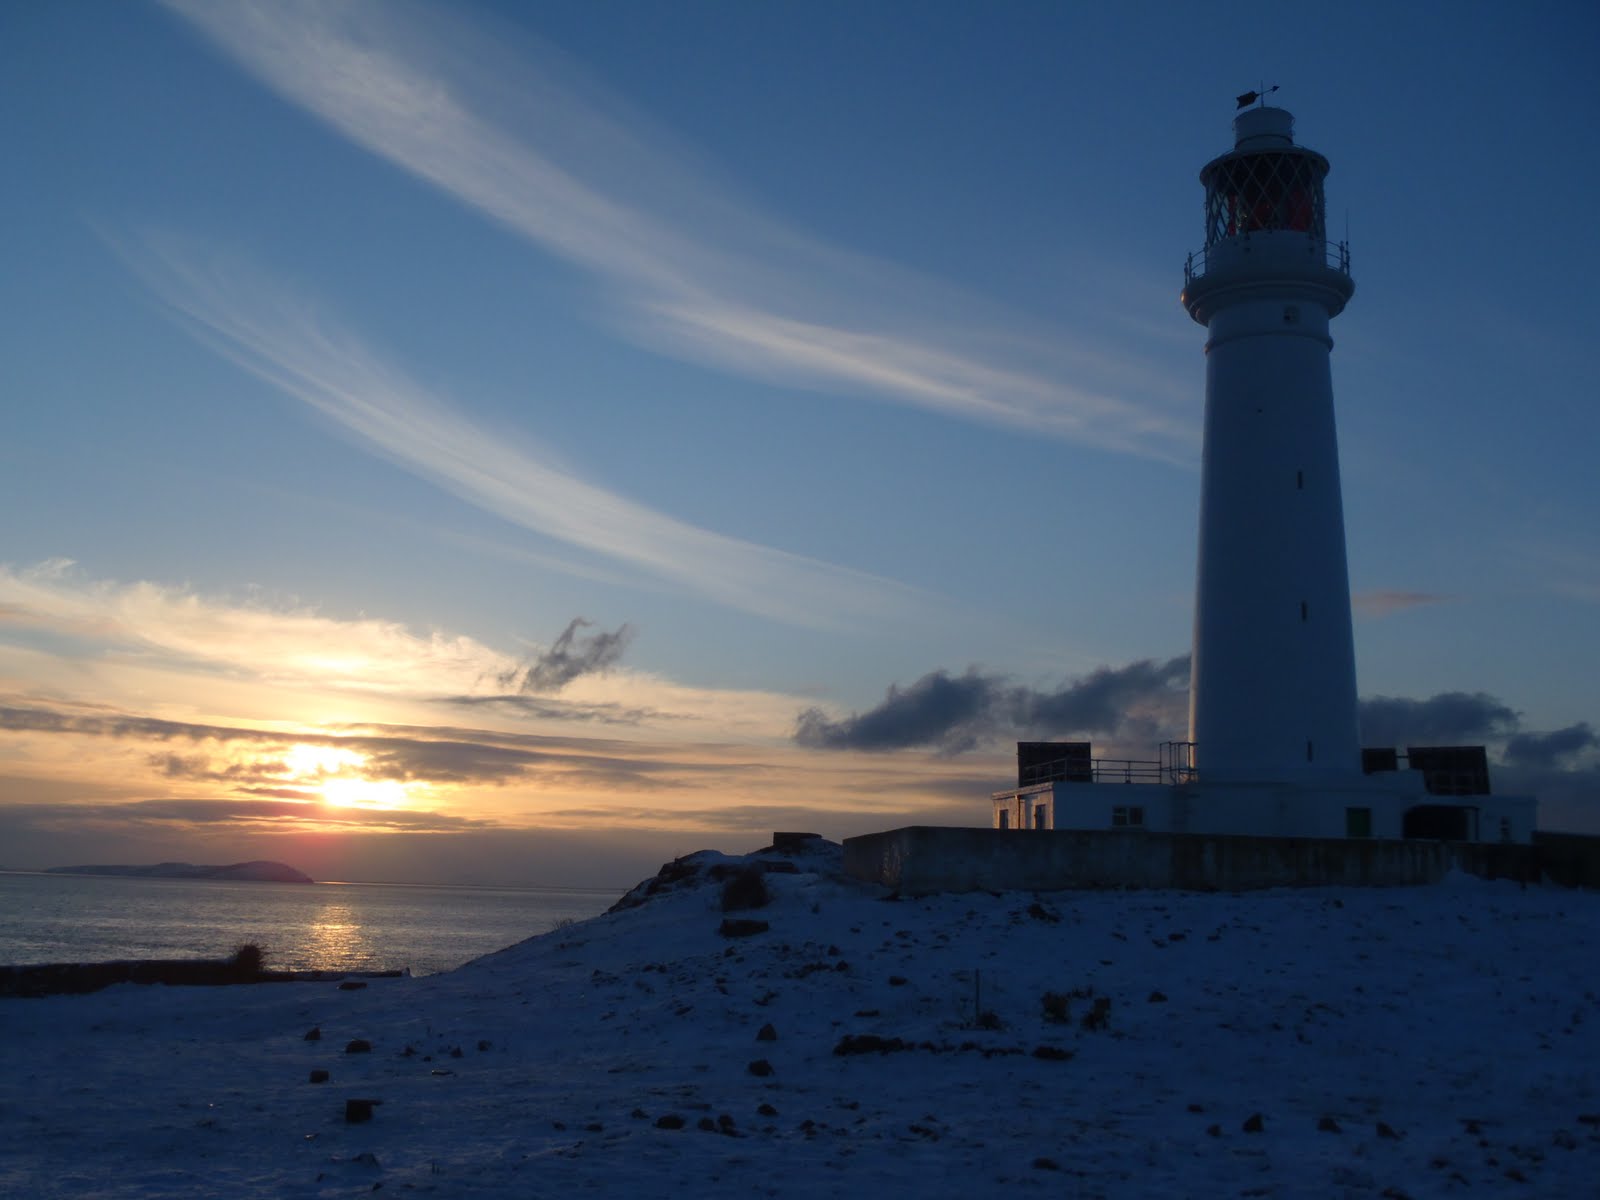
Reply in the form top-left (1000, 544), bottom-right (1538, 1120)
top-left (0, 956), bottom-right (407, 999)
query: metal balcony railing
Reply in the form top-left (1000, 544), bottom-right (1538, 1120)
top-left (1184, 237), bottom-right (1351, 288)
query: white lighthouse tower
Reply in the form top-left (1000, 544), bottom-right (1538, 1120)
top-left (989, 103), bottom-right (1537, 848)
top-left (1180, 105), bottom-right (1359, 782)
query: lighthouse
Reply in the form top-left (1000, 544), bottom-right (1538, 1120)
top-left (1180, 105), bottom-right (1360, 782)
top-left (985, 103), bottom-right (1536, 849)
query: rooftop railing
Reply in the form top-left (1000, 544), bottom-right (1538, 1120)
top-left (1184, 237), bottom-right (1350, 288)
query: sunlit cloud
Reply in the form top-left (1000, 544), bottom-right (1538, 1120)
top-left (111, 235), bottom-right (919, 631)
top-left (0, 562), bottom-right (837, 746)
top-left (157, 0), bottom-right (1195, 461)
top-left (0, 558), bottom-right (503, 697)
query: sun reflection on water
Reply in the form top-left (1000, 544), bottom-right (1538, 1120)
top-left (304, 902), bottom-right (371, 971)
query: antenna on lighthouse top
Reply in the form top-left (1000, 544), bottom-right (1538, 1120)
top-left (1234, 84), bottom-right (1280, 110)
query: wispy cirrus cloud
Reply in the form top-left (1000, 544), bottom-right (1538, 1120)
top-left (113, 234), bottom-right (918, 630)
top-left (157, 0), bottom-right (1194, 461)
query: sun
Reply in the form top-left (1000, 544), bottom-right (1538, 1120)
top-left (284, 743), bottom-right (364, 777)
top-left (318, 777), bottom-right (413, 810)
top-left (277, 743), bottom-right (414, 809)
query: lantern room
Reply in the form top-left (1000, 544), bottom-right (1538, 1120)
top-left (1199, 107), bottom-right (1329, 245)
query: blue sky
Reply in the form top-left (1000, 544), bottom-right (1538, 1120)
top-left (2, 1), bottom-right (1597, 884)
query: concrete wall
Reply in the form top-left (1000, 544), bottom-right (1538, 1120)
top-left (842, 825), bottom-right (1547, 896)
top-left (1531, 832), bottom-right (1600, 889)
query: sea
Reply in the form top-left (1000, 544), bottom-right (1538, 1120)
top-left (0, 870), bottom-right (619, 977)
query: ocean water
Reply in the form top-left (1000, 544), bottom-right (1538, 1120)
top-left (0, 871), bottom-right (617, 977)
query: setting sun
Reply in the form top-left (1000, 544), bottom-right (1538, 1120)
top-left (319, 776), bottom-right (414, 810)
top-left (284, 743), bottom-right (364, 778)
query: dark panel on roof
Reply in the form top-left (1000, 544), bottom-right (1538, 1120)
top-left (1406, 745), bottom-right (1491, 796)
top-left (1362, 747), bottom-right (1399, 774)
top-left (1017, 741), bottom-right (1092, 787)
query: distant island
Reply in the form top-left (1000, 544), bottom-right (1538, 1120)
top-left (45, 860), bottom-right (315, 884)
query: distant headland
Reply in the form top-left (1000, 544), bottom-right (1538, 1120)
top-left (45, 860), bottom-right (315, 884)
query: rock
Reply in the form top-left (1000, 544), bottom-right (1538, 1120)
top-left (1031, 1045), bottom-right (1073, 1061)
top-left (718, 918), bottom-right (769, 938)
top-left (349, 1151), bottom-right (381, 1167)
top-left (756, 1023), bottom-right (778, 1042)
top-left (720, 868), bottom-right (770, 912)
top-left (1243, 1113), bottom-right (1265, 1133)
top-left (697, 1117), bottom-right (717, 1132)
top-left (833, 1034), bottom-right (908, 1056)
top-left (1148, 990), bottom-right (1168, 1003)
top-left (476, 1040), bottom-right (492, 1052)
top-left (309, 1069), bottom-right (330, 1084)
top-left (718, 1114), bottom-right (736, 1132)
top-left (757, 1103), bottom-right (779, 1117)
top-left (1377, 1121), bottom-right (1402, 1140)
top-left (1207, 1124), bottom-right (1222, 1137)
top-left (304, 1026), bottom-right (322, 1041)
top-left (654, 1114), bottom-right (685, 1130)
top-left (748, 1059), bottom-right (774, 1077)
top-left (344, 1098), bottom-right (379, 1123)
top-left (1032, 1157), bottom-right (1060, 1171)
top-left (337, 981), bottom-right (367, 991)
top-left (1080, 996), bottom-right (1112, 1032)
top-left (888, 975), bottom-right (908, 987)
top-left (1318, 1116), bottom-right (1341, 1133)
top-left (345, 1039), bottom-right (372, 1054)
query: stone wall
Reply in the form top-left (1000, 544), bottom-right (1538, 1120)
top-left (842, 825), bottom-right (1553, 895)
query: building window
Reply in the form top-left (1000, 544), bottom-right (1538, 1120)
top-left (1112, 806), bottom-right (1145, 828)
top-left (1346, 807), bottom-right (1372, 838)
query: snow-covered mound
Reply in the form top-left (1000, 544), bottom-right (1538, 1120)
top-left (3, 845), bottom-right (1598, 1197)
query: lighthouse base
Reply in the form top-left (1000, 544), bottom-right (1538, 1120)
top-left (991, 776), bottom-right (1536, 845)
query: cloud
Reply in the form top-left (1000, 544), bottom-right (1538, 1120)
top-left (156, 0), bottom-right (1194, 461)
top-left (0, 559), bottom-right (503, 697)
top-left (1352, 590), bottom-right (1449, 618)
top-left (794, 656), bottom-right (1190, 754)
top-left (500, 618), bottom-right (633, 694)
top-left (795, 668), bottom-right (998, 754)
top-left (112, 235), bottom-right (919, 631)
top-left (1504, 723), bottom-right (1597, 768)
top-left (1356, 692), bottom-right (1521, 748)
top-left (0, 796), bottom-right (492, 835)
top-left (0, 698), bottom-right (760, 797)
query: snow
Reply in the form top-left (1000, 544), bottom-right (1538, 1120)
top-left (3, 841), bottom-right (1599, 1197)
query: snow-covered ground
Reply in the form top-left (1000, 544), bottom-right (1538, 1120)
top-left (3, 842), bottom-right (1598, 1198)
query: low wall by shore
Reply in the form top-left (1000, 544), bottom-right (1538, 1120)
top-left (841, 826), bottom-right (1576, 895)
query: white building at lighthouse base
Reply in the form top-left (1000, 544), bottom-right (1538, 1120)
top-left (992, 746), bottom-right (1536, 844)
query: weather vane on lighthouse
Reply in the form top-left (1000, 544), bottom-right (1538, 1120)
top-left (1234, 84), bottom-right (1280, 110)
